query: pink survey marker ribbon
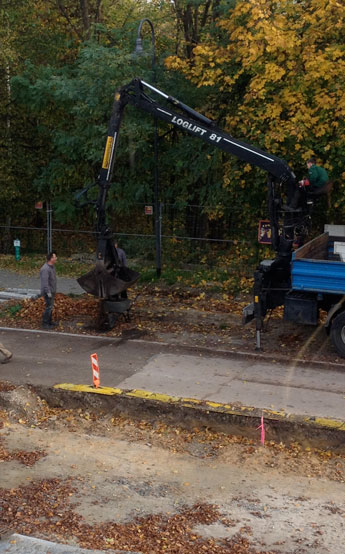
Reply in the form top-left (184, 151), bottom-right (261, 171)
top-left (257, 415), bottom-right (265, 445)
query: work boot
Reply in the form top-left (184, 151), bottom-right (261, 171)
top-left (1, 353), bottom-right (12, 364)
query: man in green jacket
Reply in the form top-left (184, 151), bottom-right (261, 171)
top-left (305, 157), bottom-right (329, 191)
top-left (284, 157), bottom-right (329, 211)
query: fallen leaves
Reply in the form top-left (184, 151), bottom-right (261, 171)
top-left (0, 382), bottom-right (16, 392)
top-left (0, 288), bottom-right (248, 345)
top-left (0, 479), bottom-right (273, 554)
top-left (0, 393), bottom-right (344, 551)
top-left (0, 437), bottom-right (47, 466)
top-left (2, 393), bottom-right (343, 483)
top-left (0, 284), bottom-right (338, 363)
top-left (17, 293), bottom-right (99, 326)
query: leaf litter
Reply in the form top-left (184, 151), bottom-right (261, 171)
top-left (0, 386), bottom-right (344, 552)
top-left (0, 286), bottom-right (339, 363)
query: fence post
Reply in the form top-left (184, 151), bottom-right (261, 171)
top-left (155, 200), bottom-right (162, 277)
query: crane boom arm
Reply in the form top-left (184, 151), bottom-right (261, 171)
top-left (99, 78), bottom-right (296, 197)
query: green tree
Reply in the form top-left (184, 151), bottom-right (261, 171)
top-left (2, 0), bottom-right (174, 227)
top-left (8, 0), bottom-right (176, 227)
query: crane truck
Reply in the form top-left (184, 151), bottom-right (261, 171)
top-left (77, 78), bottom-right (345, 358)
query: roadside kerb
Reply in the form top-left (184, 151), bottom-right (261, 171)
top-left (0, 533), bottom-right (139, 554)
top-left (32, 382), bottom-right (345, 452)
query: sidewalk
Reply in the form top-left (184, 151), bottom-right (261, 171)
top-left (0, 327), bottom-right (344, 432)
top-left (0, 534), bottom-right (109, 554)
top-left (0, 268), bottom-right (84, 296)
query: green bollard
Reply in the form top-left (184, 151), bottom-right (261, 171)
top-left (13, 239), bottom-right (21, 261)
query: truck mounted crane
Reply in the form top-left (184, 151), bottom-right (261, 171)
top-left (77, 78), bottom-right (313, 342)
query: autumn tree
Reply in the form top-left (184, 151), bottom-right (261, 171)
top-left (166, 0), bottom-right (345, 226)
top-left (7, 0), bottom-right (179, 230)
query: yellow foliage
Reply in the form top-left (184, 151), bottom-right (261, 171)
top-left (164, 0), bottom-right (345, 220)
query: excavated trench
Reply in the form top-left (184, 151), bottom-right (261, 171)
top-left (0, 383), bottom-right (345, 554)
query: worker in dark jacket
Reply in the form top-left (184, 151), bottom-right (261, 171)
top-left (40, 251), bottom-right (58, 329)
top-left (115, 241), bottom-right (127, 267)
top-left (115, 241), bottom-right (128, 299)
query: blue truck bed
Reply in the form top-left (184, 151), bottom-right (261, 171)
top-left (291, 232), bottom-right (345, 294)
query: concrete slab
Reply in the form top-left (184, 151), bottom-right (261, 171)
top-left (239, 363), bottom-right (345, 393)
top-left (0, 534), bottom-right (109, 553)
top-left (0, 289), bottom-right (40, 302)
top-left (117, 353), bottom-right (345, 421)
top-left (206, 381), bottom-right (345, 419)
top-left (0, 534), bottom-right (141, 553)
top-left (118, 353), bottom-right (241, 397)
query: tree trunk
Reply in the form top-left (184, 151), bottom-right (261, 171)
top-left (79, 0), bottom-right (90, 38)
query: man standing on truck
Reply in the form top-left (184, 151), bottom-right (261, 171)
top-left (303, 157), bottom-right (329, 192)
top-left (40, 251), bottom-right (58, 330)
top-left (284, 157), bottom-right (329, 211)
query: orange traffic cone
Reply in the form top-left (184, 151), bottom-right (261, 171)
top-left (90, 353), bottom-right (100, 388)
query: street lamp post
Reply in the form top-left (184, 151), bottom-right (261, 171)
top-left (46, 200), bottom-right (52, 253)
top-left (134, 18), bottom-right (161, 277)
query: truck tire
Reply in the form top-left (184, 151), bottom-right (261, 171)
top-left (330, 311), bottom-right (345, 358)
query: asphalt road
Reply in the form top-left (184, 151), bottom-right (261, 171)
top-left (0, 327), bottom-right (156, 387)
top-left (1, 327), bottom-right (344, 424)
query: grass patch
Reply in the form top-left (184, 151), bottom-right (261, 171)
top-left (0, 253), bottom-right (254, 295)
top-left (0, 254), bottom-right (43, 275)
top-left (0, 302), bottom-right (23, 319)
top-left (133, 264), bottom-right (253, 294)
top-left (0, 254), bottom-right (92, 279)
top-left (7, 304), bottom-right (23, 317)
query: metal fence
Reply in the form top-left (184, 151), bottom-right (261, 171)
top-left (0, 202), bottom-right (268, 275)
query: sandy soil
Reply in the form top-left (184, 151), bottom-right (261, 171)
top-left (0, 386), bottom-right (345, 553)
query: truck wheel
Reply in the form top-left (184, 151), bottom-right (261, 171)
top-left (330, 311), bottom-right (345, 358)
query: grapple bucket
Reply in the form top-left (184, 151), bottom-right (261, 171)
top-left (77, 263), bottom-right (139, 298)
